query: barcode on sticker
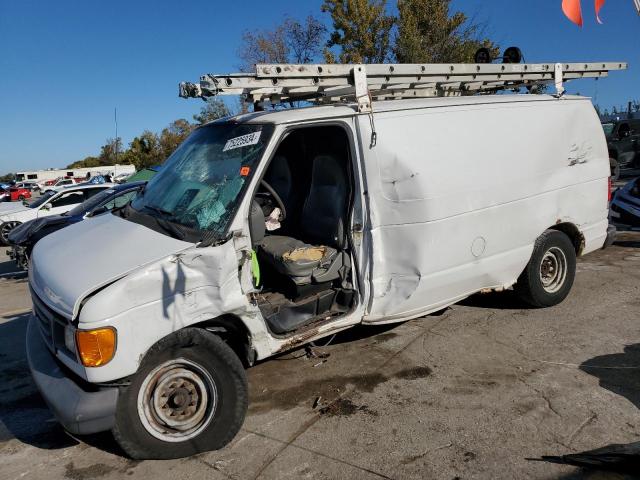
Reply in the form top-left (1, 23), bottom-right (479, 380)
top-left (223, 131), bottom-right (262, 152)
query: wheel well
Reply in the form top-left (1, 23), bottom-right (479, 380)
top-left (549, 222), bottom-right (584, 255)
top-left (609, 150), bottom-right (618, 160)
top-left (192, 315), bottom-right (255, 367)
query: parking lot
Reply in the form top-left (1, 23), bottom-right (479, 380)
top-left (0, 231), bottom-right (638, 480)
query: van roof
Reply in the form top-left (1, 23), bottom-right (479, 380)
top-left (218, 94), bottom-right (589, 126)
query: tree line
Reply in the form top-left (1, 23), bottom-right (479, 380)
top-left (239, 0), bottom-right (498, 67)
top-left (5, 0), bottom-right (499, 179)
top-left (66, 101), bottom-right (232, 172)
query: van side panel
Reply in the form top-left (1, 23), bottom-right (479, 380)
top-left (360, 97), bottom-right (608, 322)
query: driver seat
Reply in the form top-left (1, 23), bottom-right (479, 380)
top-left (253, 154), bottom-right (348, 287)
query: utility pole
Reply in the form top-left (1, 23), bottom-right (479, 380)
top-left (114, 107), bottom-right (118, 165)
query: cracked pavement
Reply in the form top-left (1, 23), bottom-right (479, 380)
top-left (1, 233), bottom-right (640, 479)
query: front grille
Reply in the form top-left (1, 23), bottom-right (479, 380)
top-left (30, 287), bottom-right (76, 359)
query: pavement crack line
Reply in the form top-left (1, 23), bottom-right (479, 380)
top-left (516, 377), bottom-right (561, 418)
top-left (489, 334), bottom-right (640, 370)
top-left (248, 314), bottom-right (451, 480)
top-left (566, 412), bottom-right (598, 447)
top-left (245, 429), bottom-right (394, 480)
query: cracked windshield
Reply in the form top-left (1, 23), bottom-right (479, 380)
top-left (130, 123), bottom-right (273, 240)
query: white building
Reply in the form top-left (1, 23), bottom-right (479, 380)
top-left (15, 164), bottom-right (136, 183)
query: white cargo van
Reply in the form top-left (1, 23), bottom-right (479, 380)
top-left (27, 63), bottom-right (620, 459)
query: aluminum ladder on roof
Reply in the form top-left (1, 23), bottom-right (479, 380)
top-left (179, 61), bottom-right (628, 113)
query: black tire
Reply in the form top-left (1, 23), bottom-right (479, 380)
top-left (610, 157), bottom-right (620, 181)
top-left (112, 328), bottom-right (248, 460)
top-left (514, 230), bottom-right (576, 308)
top-left (18, 195), bottom-right (25, 201)
top-left (0, 221), bottom-right (21, 245)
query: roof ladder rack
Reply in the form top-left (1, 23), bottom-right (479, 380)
top-left (179, 61), bottom-right (628, 110)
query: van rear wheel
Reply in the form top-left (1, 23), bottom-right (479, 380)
top-left (515, 230), bottom-right (576, 308)
top-left (112, 328), bottom-right (248, 460)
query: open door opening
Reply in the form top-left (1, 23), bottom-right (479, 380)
top-left (248, 125), bottom-right (356, 335)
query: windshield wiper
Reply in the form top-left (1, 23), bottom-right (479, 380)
top-left (156, 217), bottom-right (186, 240)
top-left (141, 205), bottom-right (185, 240)
top-left (144, 205), bottom-right (173, 217)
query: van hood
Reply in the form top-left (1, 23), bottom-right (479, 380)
top-left (30, 213), bottom-right (193, 319)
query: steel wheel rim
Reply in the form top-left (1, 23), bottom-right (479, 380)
top-left (137, 358), bottom-right (217, 442)
top-left (539, 246), bottom-right (567, 293)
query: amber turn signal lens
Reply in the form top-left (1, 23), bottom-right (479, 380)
top-left (75, 327), bottom-right (117, 367)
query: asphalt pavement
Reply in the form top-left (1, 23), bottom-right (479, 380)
top-left (1, 234), bottom-right (639, 479)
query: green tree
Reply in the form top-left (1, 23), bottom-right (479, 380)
top-left (0, 173), bottom-right (14, 183)
top-left (394, 0), bottom-right (499, 63)
top-left (321, 0), bottom-right (394, 63)
top-left (193, 100), bottom-right (231, 124)
top-left (120, 131), bottom-right (162, 171)
top-left (67, 155), bottom-right (100, 169)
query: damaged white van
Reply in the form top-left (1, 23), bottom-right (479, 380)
top-left (27, 63), bottom-right (619, 459)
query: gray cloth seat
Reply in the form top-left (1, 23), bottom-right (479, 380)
top-left (255, 154), bottom-right (348, 286)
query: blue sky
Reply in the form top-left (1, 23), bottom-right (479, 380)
top-left (1, 0), bottom-right (638, 174)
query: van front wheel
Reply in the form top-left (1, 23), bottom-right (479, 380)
top-left (112, 328), bottom-right (248, 460)
top-left (515, 230), bottom-right (576, 308)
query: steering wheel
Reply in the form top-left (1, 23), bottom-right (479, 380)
top-left (257, 180), bottom-right (287, 221)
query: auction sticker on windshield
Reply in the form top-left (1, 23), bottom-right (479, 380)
top-left (223, 131), bottom-right (262, 152)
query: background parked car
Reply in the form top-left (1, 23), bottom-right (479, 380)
top-left (14, 181), bottom-right (40, 192)
top-left (7, 186), bottom-right (32, 202)
top-left (0, 188), bottom-right (9, 202)
top-left (603, 119), bottom-right (640, 178)
top-left (39, 178), bottom-right (58, 189)
top-left (84, 175), bottom-right (107, 185)
top-left (7, 181), bottom-right (144, 269)
top-left (43, 177), bottom-right (78, 193)
top-left (610, 176), bottom-right (640, 230)
top-left (113, 172), bottom-right (132, 183)
top-left (0, 184), bottom-right (113, 244)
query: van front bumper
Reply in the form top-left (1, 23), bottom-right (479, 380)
top-left (26, 316), bottom-right (119, 435)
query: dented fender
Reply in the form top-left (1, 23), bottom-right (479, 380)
top-left (77, 240), bottom-right (278, 383)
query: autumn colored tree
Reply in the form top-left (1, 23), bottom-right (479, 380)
top-left (97, 138), bottom-right (124, 166)
top-left (159, 119), bottom-right (194, 159)
top-left (238, 16), bottom-right (326, 71)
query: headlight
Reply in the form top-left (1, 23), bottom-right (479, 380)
top-left (75, 327), bottom-right (117, 367)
